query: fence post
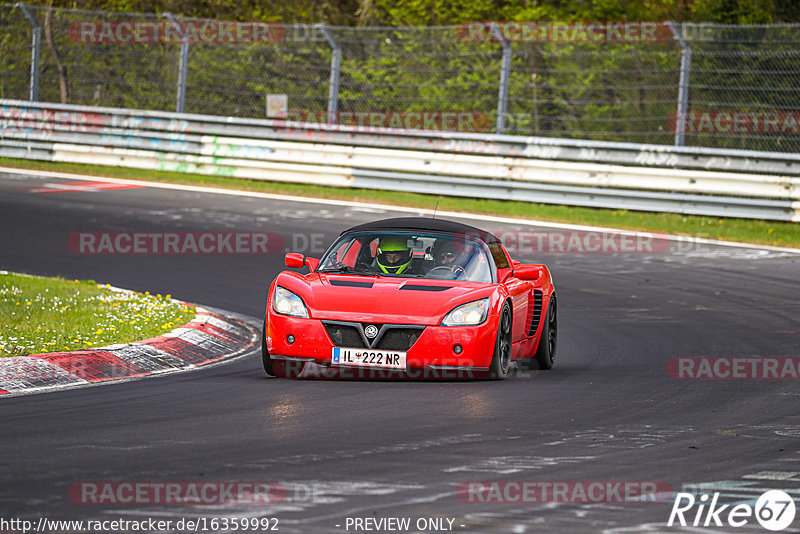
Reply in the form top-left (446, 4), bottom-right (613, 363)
top-left (490, 22), bottom-right (512, 135)
top-left (669, 21), bottom-right (692, 147)
top-left (164, 13), bottom-right (189, 113)
top-left (16, 3), bottom-right (41, 102)
top-left (317, 24), bottom-right (341, 125)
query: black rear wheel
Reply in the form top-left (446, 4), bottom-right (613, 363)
top-left (534, 293), bottom-right (557, 370)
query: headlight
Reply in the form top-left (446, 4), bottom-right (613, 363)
top-left (272, 286), bottom-right (309, 318)
top-left (442, 298), bottom-right (489, 326)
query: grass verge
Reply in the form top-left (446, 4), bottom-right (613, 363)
top-left (0, 271), bottom-right (195, 357)
top-left (1, 157), bottom-right (798, 248)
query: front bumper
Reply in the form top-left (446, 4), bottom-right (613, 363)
top-left (265, 312), bottom-right (497, 371)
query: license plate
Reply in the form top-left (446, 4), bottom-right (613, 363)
top-left (331, 347), bottom-right (407, 369)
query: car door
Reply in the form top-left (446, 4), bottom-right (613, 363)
top-left (490, 243), bottom-right (531, 343)
top-left (506, 277), bottom-right (532, 342)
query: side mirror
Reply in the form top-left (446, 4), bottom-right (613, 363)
top-left (285, 253), bottom-right (305, 268)
top-left (514, 264), bottom-right (541, 281)
top-left (285, 253), bottom-right (321, 271)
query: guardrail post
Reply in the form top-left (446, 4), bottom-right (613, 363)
top-left (164, 13), bottom-right (189, 113)
top-left (16, 3), bottom-right (41, 102)
top-left (669, 21), bottom-right (692, 147)
top-left (490, 22), bottom-right (512, 135)
top-left (317, 24), bottom-right (341, 125)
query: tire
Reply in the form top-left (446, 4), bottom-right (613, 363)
top-left (488, 302), bottom-right (512, 380)
top-left (534, 293), bottom-right (557, 370)
top-left (262, 321), bottom-right (276, 376)
top-left (262, 321), bottom-right (305, 378)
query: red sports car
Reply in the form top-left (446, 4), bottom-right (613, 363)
top-left (262, 217), bottom-right (556, 379)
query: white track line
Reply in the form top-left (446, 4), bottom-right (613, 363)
top-left (2, 165), bottom-right (798, 255)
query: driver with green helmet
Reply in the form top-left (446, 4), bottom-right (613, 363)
top-left (374, 235), bottom-right (415, 275)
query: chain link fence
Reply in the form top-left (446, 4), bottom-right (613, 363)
top-left (0, 4), bottom-right (32, 101)
top-left (3, 4), bottom-right (800, 152)
top-left (685, 24), bottom-right (800, 152)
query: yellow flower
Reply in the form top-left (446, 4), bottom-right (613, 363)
top-left (95, 329), bottom-right (103, 334)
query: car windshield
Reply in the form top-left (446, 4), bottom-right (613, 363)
top-left (317, 231), bottom-right (493, 283)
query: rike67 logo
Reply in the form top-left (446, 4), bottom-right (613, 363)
top-left (668, 490), bottom-right (796, 531)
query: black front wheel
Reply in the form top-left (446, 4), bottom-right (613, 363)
top-left (262, 321), bottom-right (305, 378)
top-left (488, 302), bottom-right (512, 380)
top-left (262, 322), bottom-right (276, 376)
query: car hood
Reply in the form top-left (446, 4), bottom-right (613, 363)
top-left (276, 272), bottom-right (497, 325)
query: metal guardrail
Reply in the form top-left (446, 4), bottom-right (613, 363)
top-left (1, 99), bottom-right (799, 221)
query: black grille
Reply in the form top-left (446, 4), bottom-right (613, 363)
top-left (375, 328), bottom-right (424, 351)
top-left (528, 290), bottom-right (543, 336)
top-left (324, 323), bottom-right (366, 348)
top-left (323, 321), bottom-right (424, 351)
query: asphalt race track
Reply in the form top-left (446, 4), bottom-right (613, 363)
top-left (1, 169), bottom-right (800, 533)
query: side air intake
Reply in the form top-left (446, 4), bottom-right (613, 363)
top-left (528, 290), bottom-right (543, 336)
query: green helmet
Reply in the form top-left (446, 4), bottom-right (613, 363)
top-left (376, 236), bottom-right (412, 274)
